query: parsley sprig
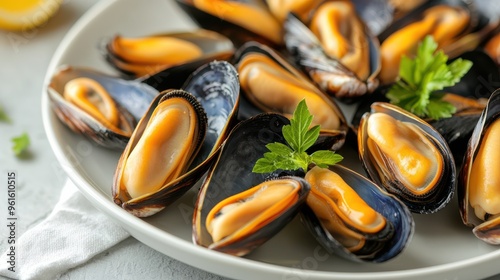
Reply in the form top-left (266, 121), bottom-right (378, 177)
top-left (386, 35), bottom-right (473, 120)
top-left (252, 100), bottom-right (343, 173)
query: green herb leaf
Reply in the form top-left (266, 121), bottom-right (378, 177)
top-left (12, 132), bottom-right (30, 156)
top-left (310, 150), bottom-right (344, 168)
top-left (386, 35), bottom-right (473, 120)
top-left (0, 105), bottom-right (11, 123)
top-left (252, 100), bottom-right (342, 174)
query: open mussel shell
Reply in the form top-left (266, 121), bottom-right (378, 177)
top-left (193, 113), bottom-right (309, 256)
top-left (175, 0), bottom-right (282, 48)
top-left (233, 41), bottom-right (348, 151)
top-left (182, 60), bottom-right (241, 167)
top-left (113, 61), bottom-right (240, 217)
top-left (458, 89), bottom-right (500, 244)
top-left (47, 66), bottom-right (157, 149)
top-left (103, 29), bottom-right (234, 78)
top-left (358, 102), bottom-right (456, 214)
top-left (300, 165), bottom-right (414, 263)
top-left (283, 12), bottom-right (380, 101)
top-left (378, 0), bottom-right (498, 84)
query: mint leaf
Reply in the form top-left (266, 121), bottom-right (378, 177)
top-left (12, 133), bottom-right (30, 156)
top-left (252, 100), bottom-right (343, 174)
top-left (386, 35), bottom-right (472, 120)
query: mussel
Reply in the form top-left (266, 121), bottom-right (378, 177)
top-left (458, 89), bottom-right (500, 244)
top-left (265, 0), bottom-right (323, 23)
top-left (113, 61), bottom-right (240, 217)
top-left (484, 32), bottom-right (500, 64)
top-left (47, 66), bottom-right (157, 149)
top-left (284, 7), bottom-right (380, 100)
top-left (378, 0), bottom-right (497, 84)
top-left (301, 165), bottom-right (414, 262)
top-left (358, 102), bottom-right (456, 214)
top-left (193, 113), bottom-right (309, 256)
top-left (104, 29), bottom-right (234, 78)
top-left (234, 41), bottom-right (348, 151)
top-left (175, 0), bottom-right (283, 47)
top-left (113, 90), bottom-right (207, 216)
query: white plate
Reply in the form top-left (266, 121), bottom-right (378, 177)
top-left (42, 0), bottom-right (500, 279)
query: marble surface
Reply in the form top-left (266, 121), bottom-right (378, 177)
top-left (0, 1), bottom-right (227, 279)
top-left (0, 1), bottom-right (499, 280)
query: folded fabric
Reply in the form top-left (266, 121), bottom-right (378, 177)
top-left (0, 179), bottom-right (130, 280)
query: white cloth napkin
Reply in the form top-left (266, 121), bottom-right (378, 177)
top-left (0, 180), bottom-right (130, 280)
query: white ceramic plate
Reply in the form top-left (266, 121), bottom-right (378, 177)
top-left (42, 0), bottom-right (500, 279)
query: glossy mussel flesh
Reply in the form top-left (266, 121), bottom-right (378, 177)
top-left (175, 0), bottom-right (282, 47)
top-left (301, 165), bottom-right (414, 262)
top-left (104, 29), bottom-right (234, 78)
top-left (47, 66), bottom-right (157, 149)
top-left (113, 61), bottom-right (240, 217)
top-left (283, 2), bottom-right (381, 100)
top-left (113, 90), bottom-right (207, 216)
top-left (193, 114), bottom-right (309, 256)
top-left (358, 103), bottom-right (456, 214)
top-left (378, 0), bottom-right (497, 84)
top-left (234, 41), bottom-right (348, 151)
top-left (458, 89), bottom-right (500, 244)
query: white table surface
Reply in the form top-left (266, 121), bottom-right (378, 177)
top-left (0, 1), bottom-right (228, 279)
top-left (0, 1), bottom-right (499, 280)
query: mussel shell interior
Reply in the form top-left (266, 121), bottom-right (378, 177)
top-left (283, 13), bottom-right (380, 100)
top-left (104, 30), bottom-right (235, 78)
top-left (459, 89), bottom-right (500, 228)
top-left (47, 66), bottom-right (157, 148)
top-left (300, 164), bottom-right (414, 263)
top-left (233, 41), bottom-right (348, 150)
top-left (193, 113), bottom-right (307, 255)
top-left (113, 89), bottom-right (209, 217)
top-left (174, 0), bottom-right (281, 48)
top-left (49, 66), bottom-right (157, 121)
top-left (358, 103), bottom-right (456, 214)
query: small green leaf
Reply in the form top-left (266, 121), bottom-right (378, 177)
top-left (266, 142), bottom-right (294, 156)
top-left (427, 99), bottom-right (457, 120)
top-left (0, 105), bottom-right (11, 123)
top-left (12, 133), bottom-right (30, 156)
top-left (302, 124), bottom-right (320, 152)
top-left (310, 150), bottom-right (344, 168)
top-left (448, 58), bottom-right (473, 84)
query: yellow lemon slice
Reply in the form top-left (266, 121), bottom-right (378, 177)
top-left (0, 0), bottom-right (63, 31)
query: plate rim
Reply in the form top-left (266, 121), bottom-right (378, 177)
top-left (41, 0), bottom-right (500, 279)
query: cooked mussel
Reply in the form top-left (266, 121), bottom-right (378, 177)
top-left (484, 32), bottom-right (500, 64)
top-left (284, 8), bottom-right (380, 100)
top-left (234, 41), bottom-right (348, 150)
top-left (104, 29), bottom-right (234, 78)
top-left (47, 66), bottom-right (157, 149)
top-left (458, 89), bottom-right (500, 244)
top-left (301, 165), bottom-right (413, 262)
top-left (175, 0), bottom-right (282, 47)
top-left (113, 90), bottom-right (207, 216)
top-left (205, 176), bottom-right (309, 255)
top-left (378, 0), bottom-right (497, 84)
top-left (358, 102), bottom-right (456, 214)
top-left (113, 61), bottom-right (240, 217)
top-left (193, 113), bottom-right (309, 256)
top-left (265, 0), bottom-right (323, 23)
